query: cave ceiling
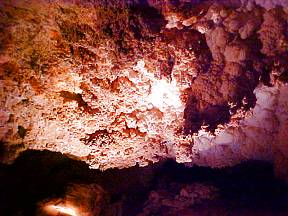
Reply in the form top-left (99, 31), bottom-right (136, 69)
top-left (0, 0), bottom-right (288, 171)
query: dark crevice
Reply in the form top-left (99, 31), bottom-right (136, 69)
top-left (59, 90), bottom-right (99, 114)
top-left (129, 1), bottom-right (167, 37)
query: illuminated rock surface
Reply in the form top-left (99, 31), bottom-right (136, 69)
top-left (0, 0), bottom-right (288, 175)
top-left (38, 183), bottom-right (109, 216)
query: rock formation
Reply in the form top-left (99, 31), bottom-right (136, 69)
top-left (0, 0), bottom-right (287, 179)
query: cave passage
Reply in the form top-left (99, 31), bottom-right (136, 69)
top-left (1, 150), bottom-right (288, 216)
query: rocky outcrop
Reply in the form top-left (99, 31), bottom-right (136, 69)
top-left (0, 0), bottom-right (288, 178)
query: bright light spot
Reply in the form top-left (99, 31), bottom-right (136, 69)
top-left (45, 205), bottom-right (78, 216)
top-left (165, 14), bottom-right (181, 29)
top-left (148, 79), bottom-right (182, 111)
top-left (133, 60), bottom-right (183, 112)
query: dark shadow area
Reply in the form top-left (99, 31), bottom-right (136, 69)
top-left (0, 150), bottom-right (160, 216)
top-left (154, 160), bottom-right (288, 212)
top-left (128, 0), bottom-right (167, 40)
top-left (183, 59), bottom-right (260, 134)
top-left (0, 150), bottom-right (288, 216)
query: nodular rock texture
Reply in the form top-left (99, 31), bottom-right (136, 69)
top-left (0, 0), bottom-right (288, 178)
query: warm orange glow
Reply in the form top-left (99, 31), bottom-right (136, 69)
top-left (44, 204), bottom-right (78, 216)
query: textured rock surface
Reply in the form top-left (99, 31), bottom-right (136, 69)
top-left (0, 0), bottom-right (288, 172)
